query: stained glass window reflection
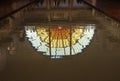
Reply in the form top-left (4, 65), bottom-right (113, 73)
top-left (25, 24), bottom-right (95, 59)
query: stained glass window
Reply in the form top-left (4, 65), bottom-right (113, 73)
top-left (25, 24), bottom-right (95, 59)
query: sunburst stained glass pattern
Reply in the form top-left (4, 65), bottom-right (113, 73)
top-left (36, 26), bottom-right (49, 45)
top-left (25, 24), bottom-right (95, 59)
top-left (50, 26), bottom-right (70, 48)
top-left (36, 26), bottom-right (84, 48)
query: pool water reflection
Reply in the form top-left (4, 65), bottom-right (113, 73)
top-left (25, 24), bottom-right (95, 58)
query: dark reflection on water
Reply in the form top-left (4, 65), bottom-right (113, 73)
top-left (0, 0), bottom-right (120, 81)
top-left (0, 22), bottom-right (120, 81)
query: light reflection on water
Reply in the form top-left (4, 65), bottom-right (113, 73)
top-left (25, 24), bottom-right (95, 59)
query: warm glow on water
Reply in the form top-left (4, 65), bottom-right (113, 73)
top-left (25, 24), bottom-right (95, 58)
top-left (37, 26), bottom-right (84, 48)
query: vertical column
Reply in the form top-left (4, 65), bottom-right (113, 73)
top-left (69, 0), bottom-right (73, 9)
top-left (47, 0), bottom-right (51, 9)
top-left (92, 0), bottom-right (96, 16)
top-left (49, 25), bottom-right (51, 57)
top-left (69, 0), bottom-right (73, 21)
top-left (47, 0), bottom-right (51, 22)
top-left (70, 25), bottom-right (72, 55)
